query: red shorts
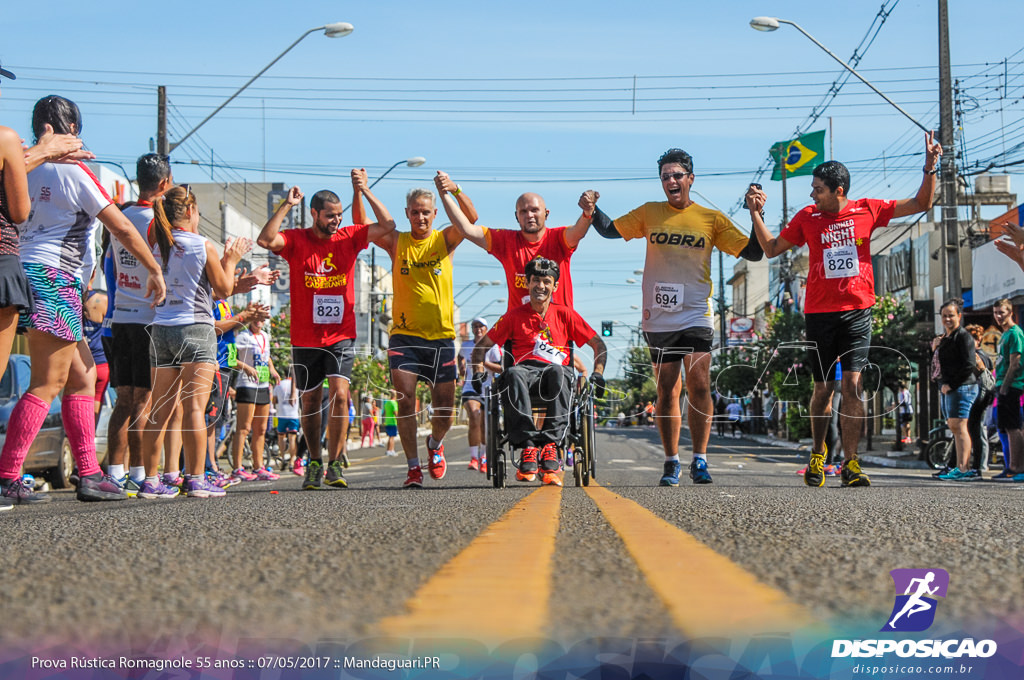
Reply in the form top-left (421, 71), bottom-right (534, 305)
top-left (94, 362), bottom-right (110, 403)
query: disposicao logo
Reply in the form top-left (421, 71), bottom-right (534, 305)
top-left (882, 568), bottom-right (949, 632)
top-left (831, 568), bottom-right (998, 659)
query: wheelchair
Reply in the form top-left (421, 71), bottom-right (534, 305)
top-left (484, 348), bottom-right (597, 488)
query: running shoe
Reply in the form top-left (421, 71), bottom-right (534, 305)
top-left (823, 464), bottom-right (840, 477)
top-left (303, 460), bottom-right (324, 490)
top-left (77, 474), bottom-right (128, 502)
top-left (931, 465), bottom-right (952, 479)
top-left (1012, 472), bottom-right (1024, 483)
top-left (255, 467), bottom-right (281, 481)
top-left (162, 473), bottom-right (185, 488)
top-left (541, 470), bottom-right (563, 486)
top-left (138, 480), bottom-right (181, 499)
top-left (480, 459), bottom-right (488, 474)
top-left (840, 459), bottom-right (871, 487)
top-left (208, 471), bottom-right (237, 489)
top-left (0, 477), bottom-right (49, 504)
top-left (565, 448), bottom-right (574, 468)
top-left (113, 475), bottom-right (142, 498)
top-left (468, 458), bottom-right (480, 471)
top-left (804, 452), bottom-right (825, 488)
top-left (659, 459), bottom-right (681, 487)
top-left (186, 477), bottom-right (226, 498)
top-left (426, 438), bottom-right (447, 480)
top-left (517, 447), bottom-right (539, 482)
top-left (325, 460), bottom-right (348, 488)
top-left (231, 468), bottom-right (258, 483)
top-left (937, 467), bottom-right (965, 481)
top-left (689, 458), bottom-right (713, 485)
top-left (960, 469), bottom-right (982, 481)
top-left (340, 453), bottom-right (351, 469)
top-left (795, 466), bottom-right (808, 475)
top-left (292, 459), bottom-right (305, 476)
top-left (991, 469), bottom-right (1013, 480)
top-left (403, 466), bottom-right (424, 488)
top-left (539, 443), bottom-right (560, 472)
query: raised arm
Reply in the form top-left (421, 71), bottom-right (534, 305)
top-left (893, 131), bottom-right (942, 218)
top-left (0, 127), bottom-right (30, 224)
top-left (564, 190), bottom-right (598, 248)
top-left (258, 186), bottom-right (302, 253)
top-left (97, 204), bottom-right (166, 307)
top-left (744, 185), bottom-right (795, 258)
top-left (350, 168), bottom-right (368, 226)
top-left (207, 237), bottom-right (248, 299)
top-left (436, 171), bottom-right (488, 249)
top-left (23, 124), bottom-right (93, 173)
top-left (351, 168), bottom-right (397, 245)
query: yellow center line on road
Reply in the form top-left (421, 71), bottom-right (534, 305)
top-left (584, 482), bottom-right (819, 638)
top-left (376, 485), bottom-right (563, 642)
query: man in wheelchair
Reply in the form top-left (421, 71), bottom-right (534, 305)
top-left (470, 258), bottom-right (606, 486)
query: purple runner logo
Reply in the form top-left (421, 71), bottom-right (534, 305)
top-left (881, 568), bottom-right (949, 632)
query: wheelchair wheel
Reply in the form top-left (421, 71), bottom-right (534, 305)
top-left (486, 391), bottom-right (507, 488)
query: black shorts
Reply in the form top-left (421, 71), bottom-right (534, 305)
top-left (644, 327), bottom-right (714, 364)
top-left (205, 368), bottom-right (235, 428)
top-left (461, 391), bottom-right (485, 404)
top-left (996, 387), bottom-right (1023, 430)
top-left (803, 308), bottom-right (872, 383)
top-left (291, 340), bottom-right (356, 392)
top-left (387, 334), bottom-right (457, 385)
top-left (109, 323), bottom-right (152, 389)
top-left (235, 385), bottom-right (270, 405)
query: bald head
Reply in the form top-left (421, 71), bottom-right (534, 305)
top-left (515, 192), bottom-right (548, 235)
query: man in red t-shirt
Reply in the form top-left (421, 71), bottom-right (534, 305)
top-left (471, 258), bottom-right (606, 486)
top-left (439, 179), bottom-right (599, 311)
top-left (746, 132), bottom-right (943, 488)
top-left (258, 179), bottom-right (396, 490)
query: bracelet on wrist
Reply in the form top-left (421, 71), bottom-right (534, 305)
top-left (923, 166), bottom-right (938, 175)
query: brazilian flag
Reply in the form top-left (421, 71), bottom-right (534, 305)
top-left (770, 130), bottom-right (826, 181)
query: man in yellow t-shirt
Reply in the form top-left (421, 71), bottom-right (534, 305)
top-left (352, 170), bottom-right (478, 488)
top-left (590, 148), bottom-right (763, 487)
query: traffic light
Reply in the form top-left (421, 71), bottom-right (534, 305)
top-left (601, 321), bottom-right (613, 337)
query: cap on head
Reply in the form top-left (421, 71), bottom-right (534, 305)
top-left (471, 317), bottom-right (488, 327)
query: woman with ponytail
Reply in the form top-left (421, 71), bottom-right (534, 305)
top-left (0, 95), bottom-right (166, 505)
top-left (140, 184), bottom-right (248, 498)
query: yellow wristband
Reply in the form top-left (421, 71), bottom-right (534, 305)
top-left (452, 184), bottom-right (462, 196)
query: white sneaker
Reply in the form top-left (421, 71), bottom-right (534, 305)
top-left (386, 450), bottom-right (398, 457)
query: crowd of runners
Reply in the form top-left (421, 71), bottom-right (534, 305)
top-left (5, 67), bottom-right (1024, 509)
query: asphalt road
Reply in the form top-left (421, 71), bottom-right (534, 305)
top-left (2, 425), bottom-right (1022, 658)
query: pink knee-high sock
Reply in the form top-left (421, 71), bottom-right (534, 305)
top-left (62, 394), bottom-right (101, 477)
top-left (0, 393), bottom-right (51, 480)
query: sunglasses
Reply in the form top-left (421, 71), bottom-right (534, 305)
top-left (660, 172), bottom-right (692, 182)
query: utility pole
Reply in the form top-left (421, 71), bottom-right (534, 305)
top-left (157, 86), bottom-right (168, 157)
top-left (938, 0), bottom-right (961, 299)
top-left (717, 250), bottom-right (728, 349)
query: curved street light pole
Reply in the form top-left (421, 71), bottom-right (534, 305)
top-left (161, 22), bottom-right (354, 155)
top-left (749, 17), bottom-right (928, 133)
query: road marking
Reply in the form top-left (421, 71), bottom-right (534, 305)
top-left (376, 485), bottom-right (562, 642)
top-left (583, 483), bottom-right (819, 637)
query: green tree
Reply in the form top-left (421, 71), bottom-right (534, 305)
top-left (868, 293), bottom-right (923, 392)
top-left (269, 304), bottom-right (292, 372)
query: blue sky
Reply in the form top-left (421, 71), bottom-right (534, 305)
top-left (2, 1), bottom-right (1021, 375)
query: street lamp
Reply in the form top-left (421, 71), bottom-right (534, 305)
top-left (345, 157), bottom-right (427, 213)
top-left (749, 16), bottom-right (928, 133)
top-left (473, 299), bottom-right (505, 320)
top-left (455, 280), bottom-right (494, 306)
top-left (162, 22), bottom-right (354, 154)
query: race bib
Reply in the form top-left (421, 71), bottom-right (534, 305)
top-left (226, 343), bottom-right (238, 368)
top-left (823, 245), bottom-right (859, 279)
top-left (256, 365), bottom-right (271, 384)
top-left (533, 335), bottom-right (568, 365)
top-left (652, 282), bottom-right (684, 312)
top-left (313, 294), bottom-right (344, 324)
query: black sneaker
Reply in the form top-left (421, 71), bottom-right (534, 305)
top-left (325, 459), bottom-right (348, 488)
top-left (1, 477), bottom-right (51, 504)
top-left (77, 474), bottom-right (128, 502)
top-left (840, 459), bottom-right (871, 487)
top-left (303, 459), bottom-right (325, 490)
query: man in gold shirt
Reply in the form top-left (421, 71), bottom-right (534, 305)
top-left (352, 169), bottom-right (478, 488)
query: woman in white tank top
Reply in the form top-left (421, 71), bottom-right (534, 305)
top-left (140, 184), bottom-right (248, 499)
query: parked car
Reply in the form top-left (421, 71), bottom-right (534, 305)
top-left (0, 355), bottom-right (71, 487)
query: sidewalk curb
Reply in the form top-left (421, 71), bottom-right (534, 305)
top-left (743, 434), bottom-right (930, 469)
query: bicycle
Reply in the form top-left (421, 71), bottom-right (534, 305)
top-left (923, 421), bottom-right (953, 470)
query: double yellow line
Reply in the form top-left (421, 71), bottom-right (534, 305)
top-left (378, 483), bottom-right (816, 640)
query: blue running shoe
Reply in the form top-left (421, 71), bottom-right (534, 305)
top-left (138, 480), bottom-right (181, 499)
top-left (689, 458), bottom-right (713, 485)
top-left (659, 459), bottom-right (681, 486)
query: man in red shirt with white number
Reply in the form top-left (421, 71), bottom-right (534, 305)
top-left (470, 258), bottom-right (606, 486)
top-left (258, 179), bottom-right (395, 491)
top-left (746, 132), bottom-right (942, 488)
